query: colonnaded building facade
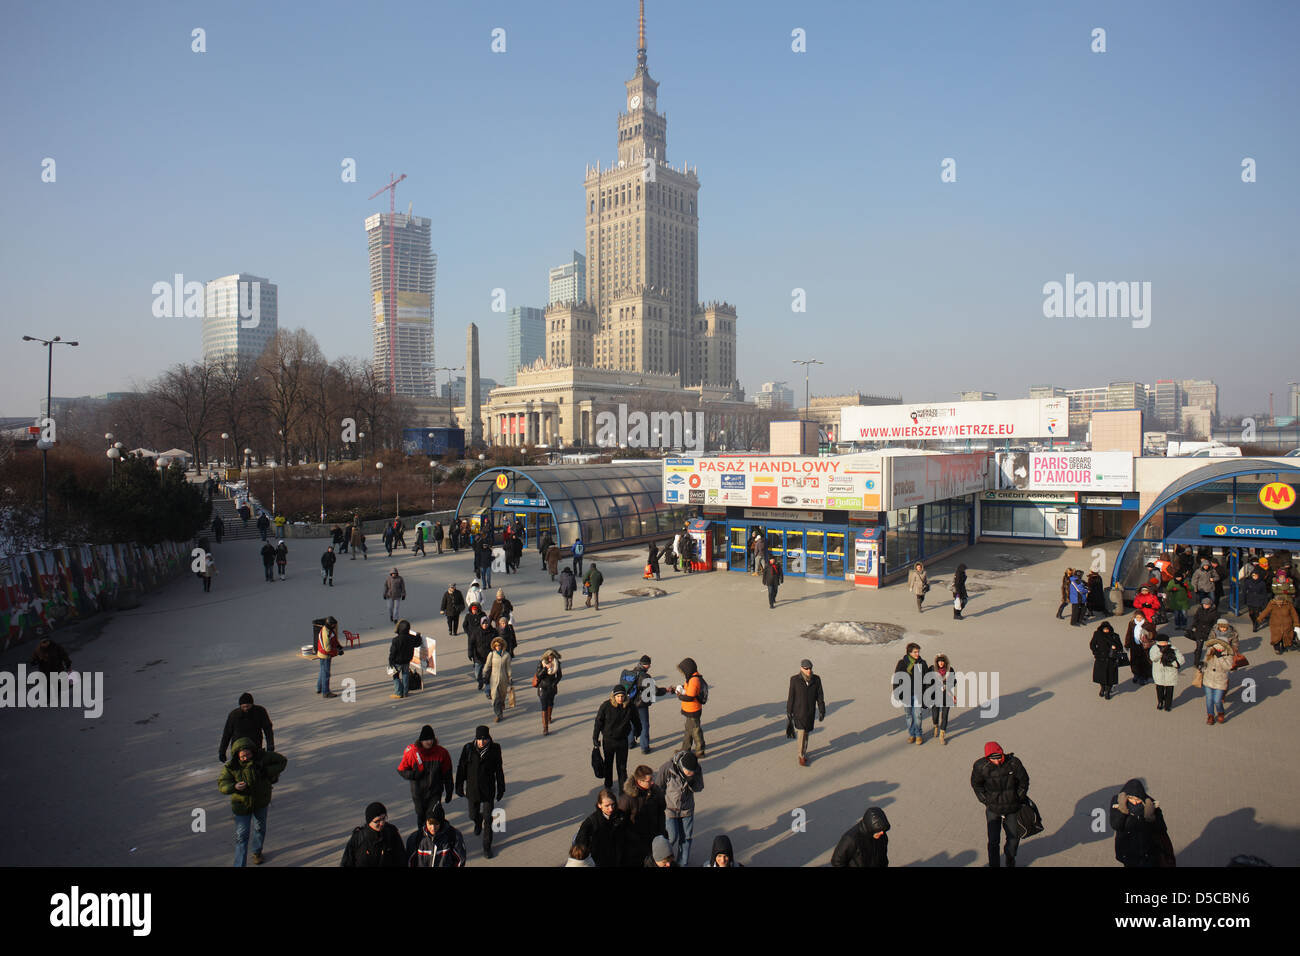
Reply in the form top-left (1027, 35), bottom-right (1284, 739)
top-left (484, 2), bottom-right (748, 448)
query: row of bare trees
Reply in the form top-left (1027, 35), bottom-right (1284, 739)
top-left (56, 329), bottom-right (413, 468)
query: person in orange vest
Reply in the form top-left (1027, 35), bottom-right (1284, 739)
top-left (673, 658), bottom-right (706, 758)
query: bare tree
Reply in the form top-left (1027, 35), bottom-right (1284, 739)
top-left (212, 359), bottom-right (263, 468)
top-left (151, 362), bottom-right (217, 466)
top-left (256, 329), bottom-right (324, 466)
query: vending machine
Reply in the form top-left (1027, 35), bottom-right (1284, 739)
top-left (853, 527), bottom-right (882, 588)
top-left (686, 518), bottom-right (716, 572)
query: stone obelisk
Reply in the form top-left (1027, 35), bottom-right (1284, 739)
top-left (466, 322), bottom-right (482, 446)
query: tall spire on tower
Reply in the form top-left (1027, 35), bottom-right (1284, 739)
top-left (636, 0), bottom-right (647, 72)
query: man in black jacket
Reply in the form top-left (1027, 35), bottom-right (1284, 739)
top-left (593, 687), bottom-right (643, 792)
top-left (1187, 596), bottom-right (1218, 666)
top-left (340, 802), bottom-right (405, 867)
top-left (787, 659), bottom-right (826, 767)
top-left (892, 643), bottom-right (929, 745)
top-left (970, 741), bottom-right (1030, 867)
top-left (320, 546), bottom-right (335, 586)
top-left (441, 583), bottom-right (465, 636)
top-left (1110, 778), bottom-right (1173, 868)
top-left (830, 806), bottom-right (889, 867)
top-left (388, 620), bottom-right (422, 699)
top-left (218, 693), bottom-right (274, 762)
top-left (455, 726), bottom-right (506, 859)
top-left (405, 803), bottom-right (466, 867)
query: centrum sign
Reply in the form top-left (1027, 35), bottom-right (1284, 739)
top-left (1201, 523), bottom-right (1300, 540)
top-left (841, 398), bottom-right (1068, 441)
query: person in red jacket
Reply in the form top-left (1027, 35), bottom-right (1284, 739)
top-left (1132, 586), bottom-right (1161, 626)
top-left (396, 725), bottom-right (454, 830)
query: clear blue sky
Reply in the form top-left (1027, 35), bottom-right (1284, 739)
top-left (2, 0), bottom-right (1296, 418)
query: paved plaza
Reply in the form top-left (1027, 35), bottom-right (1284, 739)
top-left (3, 535), bottom-right (1297, 867)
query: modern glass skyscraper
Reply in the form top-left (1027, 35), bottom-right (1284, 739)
top-left (548, 252), bottom-right (586, 306)
top-left (365, 212), bottom-right (436, 397)
top-left (505, 306), bottom-right (545, 385)
top-left (202, 273), bottom-right (278, 369)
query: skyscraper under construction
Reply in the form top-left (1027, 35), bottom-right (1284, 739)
top-left (365, 211), bottom-right (437, 396)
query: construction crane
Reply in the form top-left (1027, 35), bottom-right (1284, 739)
top-left (369, 172), bottom-right (408, 396)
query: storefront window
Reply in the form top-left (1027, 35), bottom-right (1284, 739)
top-left (826, 532), bottom-right (845, 577)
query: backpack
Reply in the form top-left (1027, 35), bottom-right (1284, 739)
top-left (1159, 644), bottom-right (1178, 668)
top-left (619, 667), bottom-right (640, 698)
top-left (696, 674), bottom-right (709, 706)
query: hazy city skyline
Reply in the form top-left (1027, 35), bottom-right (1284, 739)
top-left (2, 0), bottom-right (1296, 417)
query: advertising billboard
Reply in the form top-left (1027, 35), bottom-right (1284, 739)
top-left (995, 451), bottom-right (1133, 492)
top-left (662, 456), bottom-right (881, 511)
top-left (886, 453), bottom-right (989, 509)
top-left (841, 398), bottom-right (1068, 441)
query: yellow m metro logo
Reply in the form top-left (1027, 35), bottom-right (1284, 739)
top-left (1259, 482), bottom-right (1295, 511)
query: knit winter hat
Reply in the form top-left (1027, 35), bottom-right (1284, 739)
top-left (984, 741), bottom-right (1004, 759)
top-left (475, 725), bottom-right (491, 740)
top-left (365, 802), bottom-right (387, 823)
top-left (238, 692), bottom-right (254, 706)
top-left (418, 725), bottom-right (435, 742)
top-left (639, 655), bottom-right (652, 666)
top-left (651, 835), bottom-right (673, 862)
top-left (680, 752), bottom-right (700, 773)
top-left (425, 803), bottom-right (446, 824)
top-left (1122, 778), bottom-right (1148, 800)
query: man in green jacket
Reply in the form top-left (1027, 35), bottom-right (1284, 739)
top-left (218, 736), bottom-right (288, 866)
top-left (583, 563), bottom-right (604, 610)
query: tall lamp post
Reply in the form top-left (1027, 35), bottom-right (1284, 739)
top-left (107, 442), bottom-right (121, 486)
top-left (317, 463), bottom-right (327, 523)
top-left (375, 460), bottom-right (384, 510)
top-left (268, 462), bottom-right (277, 515)
top-left (221, 432), bottom-right (230, 469)
top-left (792, 358), bottom-right (823, 454)
top-left (22, 334), bottom-right (79, 537)
top-left (429, 460), bottom-right (437, 510)
top-left (434, 365), bottom-right (464, 430)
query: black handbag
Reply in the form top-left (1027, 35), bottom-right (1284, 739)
top-left (785, 718), bottom-right (796, 739)
top-left (1014, 796), bottom-right (1044, 839)
top-left (590, 747), bottom-right (605, 779)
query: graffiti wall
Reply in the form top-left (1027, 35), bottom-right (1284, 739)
top-left (0, 540), bottom-right (188, 651)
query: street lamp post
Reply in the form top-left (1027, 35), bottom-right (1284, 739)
top-left (107, 446), bottom-right (121, 485)
top-left (434, 366), bottom-right (464, 430)
top-left (22, 334), bottom-right (79, 538)
top-left (792, 358), bottom-right (824, 454)
top-left (375, 460), bottom-right (384, 510)
top-left (317, 463), bottom-right (327, 523)
top-left (269, 462), bottom-right (277, 515)
top-left (221, 432), bottom-right (230, 469)
top-left (429, 460), bottom-right (437, 510)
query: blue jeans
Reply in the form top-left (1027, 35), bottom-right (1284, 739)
top-left (628, 704), bottom-right (650, 751)
top-left (317, 657), bottom-right (331, 694)
top-left (473, 658), bottom-right (486, 691)
top-left (573, 556), bottom-right (584, 578)
top-left (481, 564), bottom-right (492, 588)
top-left (1174, 609), bottom-right (1187, 628)
top-left (1205, 686), bottom-right (1225, 716)
top-left (393, 664), bottom-right (409, 697)
top-left (666, 814), bottom-right (694, 866)
top-left (904, 705), bottom-right (924, 738)
top-left (233, 806), bottom-right (267, 866)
